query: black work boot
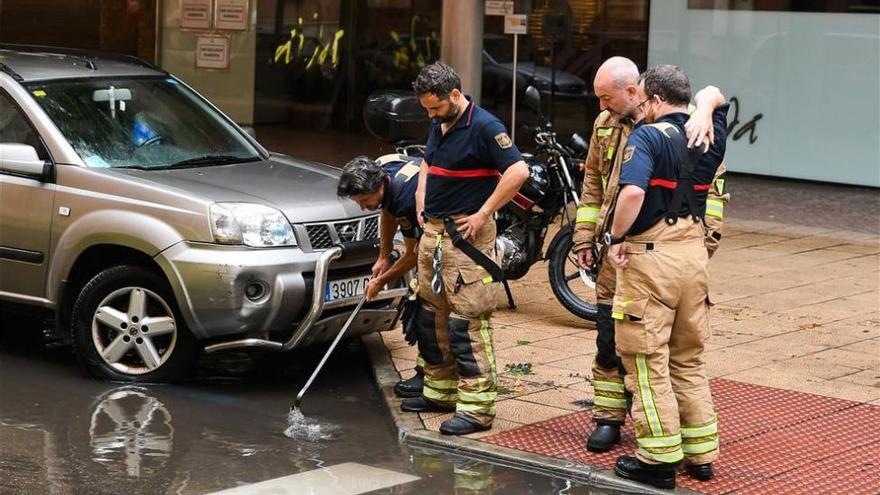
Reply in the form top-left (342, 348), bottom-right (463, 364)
top-left (400, 397), bottom-right (455, 413)
top-left (394, 368), bottom-right (424, 398)
top-left (686, 463), bottom-right (714, 481)
top-left (614, 455), bottom-right (677, 490)
top-left (586, 423), bottom-right (621, 452)
top-left (439, 413), bottom-right (491, 435)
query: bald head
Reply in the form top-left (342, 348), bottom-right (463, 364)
top-left (593, 57), bottom-right (641, 118)
top-left (595, 57), bottom-right (639, 88)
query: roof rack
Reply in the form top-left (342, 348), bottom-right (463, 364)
top-left (0, 43), bottom-right (166, 74)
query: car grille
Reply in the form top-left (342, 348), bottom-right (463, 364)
top-left (300, 214), bottom-right (380, 251)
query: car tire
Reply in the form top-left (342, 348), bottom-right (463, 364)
top-left (70, 265), bottom-right (199, 382)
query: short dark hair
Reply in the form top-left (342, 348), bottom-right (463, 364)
top-left (412, 62), bottom-right (461, 99)
top-left (337, 156), bottom-right (385, 197)
top-left (640, 65), bottom-right (691, 107)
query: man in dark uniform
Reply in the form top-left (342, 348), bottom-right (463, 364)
top-left (337, 154), bottom-right (425, 396)
top-left (607, 65), bottom-right (728, 489)
top-left (404, 62), bottom-right (529, 435)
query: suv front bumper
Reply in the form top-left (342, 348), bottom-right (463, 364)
top-left (155, 241), bottom-right (408, 351)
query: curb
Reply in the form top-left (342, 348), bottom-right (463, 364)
top-left (361, 333), bottom-right (700, 495)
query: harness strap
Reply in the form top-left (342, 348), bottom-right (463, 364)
top-left (647, 124), bottom-right (704, 225)
top-left (442, 218), bottom-right (505, 284)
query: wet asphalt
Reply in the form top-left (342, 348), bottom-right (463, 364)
top-left (0, 312), bottom-right (613, 495)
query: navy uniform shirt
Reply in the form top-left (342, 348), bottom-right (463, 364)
top-left (424, 98), bottom-right (523, 218)
top-left (618, 104), bottom-right (729, 235)
top-left (379, 155), bottom-right (422, 238)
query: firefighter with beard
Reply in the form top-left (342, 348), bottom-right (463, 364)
top-left (402, 62), bottom-right (528, 435)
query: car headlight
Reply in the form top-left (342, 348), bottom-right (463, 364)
top-left (210, 203), bottom-right (297, 247)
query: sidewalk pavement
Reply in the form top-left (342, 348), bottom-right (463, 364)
top-left (364, 218), bottom-right (880, 494)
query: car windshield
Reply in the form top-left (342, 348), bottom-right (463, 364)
top-left (25, 76), bottom-right (261, 169)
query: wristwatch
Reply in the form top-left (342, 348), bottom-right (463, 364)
top-left (604, 232), bottom-right (626, 245)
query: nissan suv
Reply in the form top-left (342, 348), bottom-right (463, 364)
top-left (0, 45), bottom-right (406, 382)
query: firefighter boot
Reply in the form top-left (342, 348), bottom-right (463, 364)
top-left (401, 397), bottom-right (455, 413)
top-left (439, 412), bottom-right (491, 436)
top-left (614, 456), bottom-right (677, 490)
top-left (686, 463), bottom-right (713, 481)
top-left (394, 368), bottom-right (424, 398)
top-left (587, 423), bottom-right (621, 452)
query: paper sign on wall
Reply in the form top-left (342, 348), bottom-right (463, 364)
top-left (486, 1), bottom-right (514, 16)
top-left (215, 0), bottom-right (249, 31)
top-left (180, 0), bottom-right (212, 30)
top-left (196, 35), bottom-right (230, 69)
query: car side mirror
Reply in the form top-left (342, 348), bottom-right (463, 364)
top-left (0, 143), bottom-right (51, 180)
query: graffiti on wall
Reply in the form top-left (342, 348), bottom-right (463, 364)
top-left (727, 97), bottom-right (762, 145)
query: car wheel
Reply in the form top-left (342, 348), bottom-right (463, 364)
top-left (71, 265), bottom-right (199, 382)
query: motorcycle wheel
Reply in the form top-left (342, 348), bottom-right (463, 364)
top-left (547, 227), bottom-right (598, 321)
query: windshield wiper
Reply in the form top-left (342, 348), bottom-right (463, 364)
top-left (158, 155), bottom-right (260, 169)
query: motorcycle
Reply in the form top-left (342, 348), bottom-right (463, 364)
top-left (363, 87), bottom-right (599, 321)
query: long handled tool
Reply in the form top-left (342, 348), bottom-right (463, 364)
top-left (292, 296), bottom-right (367, 411)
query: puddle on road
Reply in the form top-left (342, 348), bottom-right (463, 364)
top-left (283, 408), bottom-right (340, 442)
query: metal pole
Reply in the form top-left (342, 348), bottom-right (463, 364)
top-left (511, 33), bottom-right (518, 142)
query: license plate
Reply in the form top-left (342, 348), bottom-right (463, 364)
top-left (324, 275), bottom-right (371, 302)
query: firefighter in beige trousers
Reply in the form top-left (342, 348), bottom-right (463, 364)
top-left (606, 65), bottom-right (729, 490)
top-left (572, 57), bottom-right (729, 453)
top-left (403, 62), bottom-right (529, 435)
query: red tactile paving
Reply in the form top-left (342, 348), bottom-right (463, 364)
top-left (483, 378), bottom-right (880, 494)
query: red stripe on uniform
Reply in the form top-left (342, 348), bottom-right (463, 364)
top-left (427, 166), bottom-right (500, 178)
top-left (648, 178), bottom-right (678, 189)
top-left (648, 178), bottom-right (713, 191)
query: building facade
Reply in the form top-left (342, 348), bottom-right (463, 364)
top-left (1, 0), bottom-right (877, 186)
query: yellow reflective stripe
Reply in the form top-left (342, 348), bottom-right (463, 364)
top-left (416, 355), bottom-right (426, 368)
top-left (479, 318), bottom-right (497, 380)
top-left (593, 396), bottom-right (627, 409)
top-left (637, 433), bottom-right (682, 449)
top-left (715, 178), bottom-right (725, 195)
top-left (597, 127), bottom-right (613, 137)
top-left (638, 447), bottom-right (684, 464)
top-left (606, 146), bottom-right (615, 160)
top-left (611, 311), bottom-right (624, 320)
top-left (636, 354), bottom-right (664, 437)
top-left (681, 421), bottom-right (718, 438)
top-left (592, 380), bottom-right (626, 393)
top-left (457, 402), bottom-right (496, 415)
top-left (424, 378), bottom-right (458, 390)
top-left (683, 439), bottom-right (720, 455)
top-left (576, 206), bottom-right (600, 224)
top-left (423, 387), bottom-right (457, 403)
top-left (459, 391), bottom-right (497, 403)
top-left (481, 275), bottom-right (493, 285)
top-left (705, 199), bottom-right (724, 219)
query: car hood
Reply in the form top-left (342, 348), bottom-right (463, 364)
top-left (114, 154), bottom-right (363, 223)
top-left (501, 62), bottom-right (586, 88)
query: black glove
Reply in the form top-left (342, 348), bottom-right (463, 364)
top-left (400, 297), bottom-right (420, 346)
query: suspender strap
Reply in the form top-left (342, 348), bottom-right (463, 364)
top-left (650, 125), bottom-right (703, 225)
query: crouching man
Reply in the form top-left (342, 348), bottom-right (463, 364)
top-left (337, 154), bottom-right (425, 397)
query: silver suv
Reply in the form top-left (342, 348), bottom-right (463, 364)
top-left (0, 46), bottom-right (406, 381)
